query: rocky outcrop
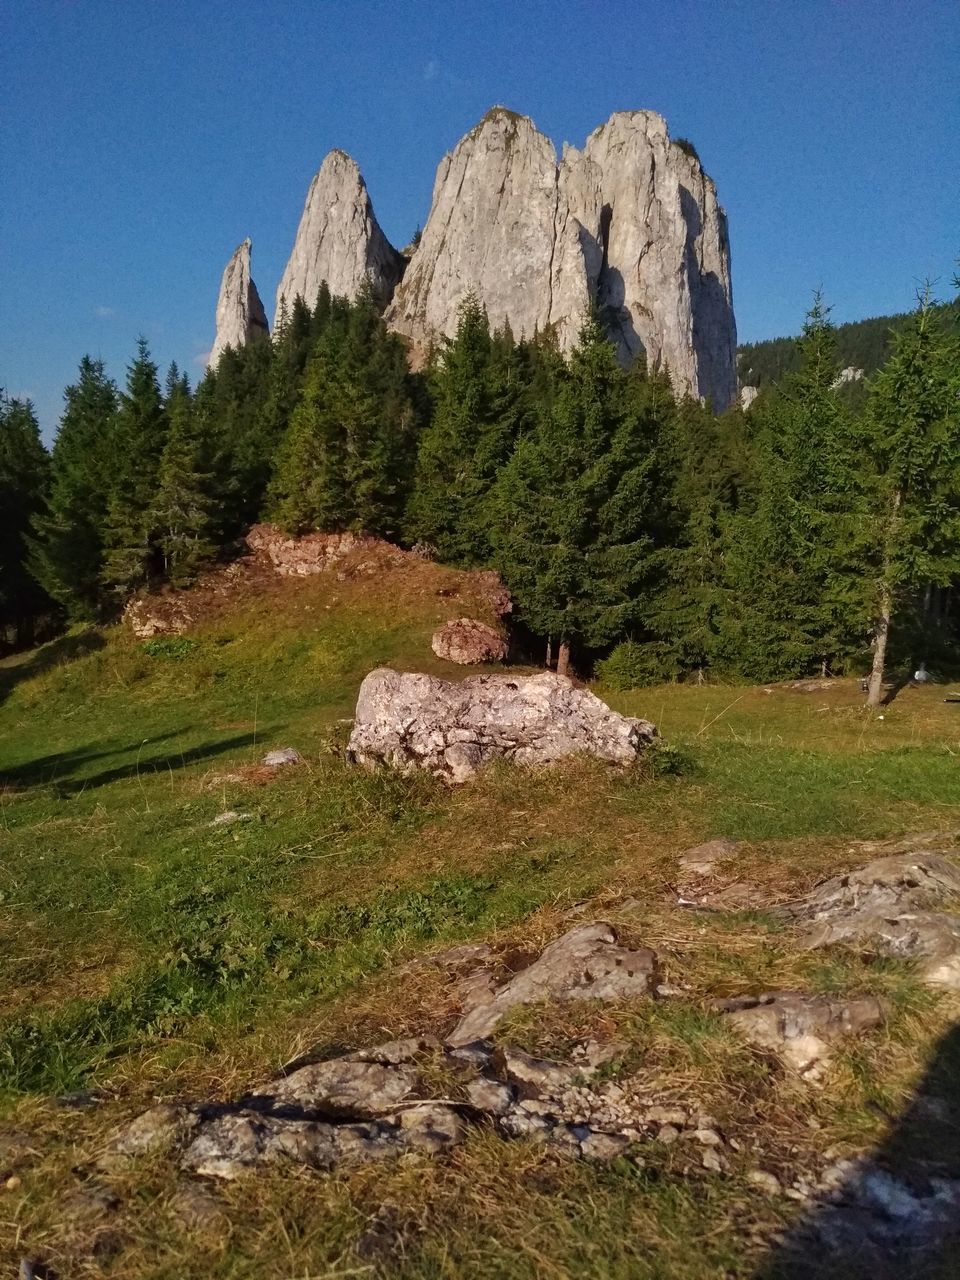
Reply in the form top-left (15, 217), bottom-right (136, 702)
top-left (431, 618), bottom-right (508, 665)
top-left (208, 239), bottom-right (268, 368)
top-left (449, 921), bottom-right (658, 1045)
top-left (347, 668), bottom-right (656, 783)
top-left (245, 523), bottom-right (398, 577)
top-left (386, 107), bottom-right (737, 407)
top-left (716, 991), bottom-right (885, 1079)
top-left (274, 150), bottom-right (404, 328)
top-left (783, 853), bottom-right (960, 989)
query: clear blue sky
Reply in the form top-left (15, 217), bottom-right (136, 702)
top-left (3, 0), bottom-right (958, 437)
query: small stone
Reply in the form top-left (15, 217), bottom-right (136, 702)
top-left (701, 1148), bottom-right (724, 1173)
top-left (579, 1130), bottom-right (630, 1160)
top-left (466, 1079), bottom-right (514, 1116)
top-left (645, 1106), bottom-right (688, 1128)
top-left (5, 1175), bottom-right (21, 1191)
top-left (657, 1124), bottom-right (680, 1145)
top-left (262, 748), bottom-right (302, 767)
top-left (747, 1169), bottom-right (782, 1196)
top-left (693, 1128), bottom-right (722, 1147)
top-left (209, 810), bottom-right (251, 827)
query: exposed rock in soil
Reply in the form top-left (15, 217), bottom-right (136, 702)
top-left (449, 921), bottom-right (659, 1044)
top-left (347, 668), bottom-right (656, 783)
top-left (782, 853), bottom-right (960, 989)
top-left (431, 618), bottom-right (508, 665)
top-left (716, 991), bottom-right (885, 1079)
top-left (679, 838), bottom-right (740, 877)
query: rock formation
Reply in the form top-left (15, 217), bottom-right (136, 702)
top-left (208, 239), bottom-right (268, 368)
top-left (274, 150), bottom-right (405, 328)
top-left (431, 618), bottom-right (508, 665)
top-left (347, 668), bottom-right (656, 783)
top-left (386, 107), bottom-right (737, 407)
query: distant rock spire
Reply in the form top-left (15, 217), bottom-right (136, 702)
top-left (208, 239), bottom-right (269, 369)
top-left (273, 150), bottom-right (404, 329)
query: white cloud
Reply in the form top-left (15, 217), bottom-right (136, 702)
top-left (424, 59), bottom-right (438, 82)
top-left (192, 349), bottom-right (211, 368)
top-left (94, 305), bottom-right (115, 319)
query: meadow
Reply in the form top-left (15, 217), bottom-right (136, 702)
top-left (2, 562), bottom-right (959, 1278)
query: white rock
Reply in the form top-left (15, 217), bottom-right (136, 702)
top-left (209, 239), bottom-right (268, 368)
top-left (386, 107), bottom-right (737, 407)
top-left (274, 150), bottom-right (403, 328)
top-left (347, 667), bottom-right (656, 785)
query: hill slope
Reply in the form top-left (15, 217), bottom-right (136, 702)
top-left (3, 553), bottom-right (960, 1278)
top-left (738, 297), bottom-right (960, 389)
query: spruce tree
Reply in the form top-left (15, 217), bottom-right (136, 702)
top-left (491, 318), bottom-right (666, 674)
top-left (152, 371), bottom-right (217, 586)
top-left (100, 337), bottom-right (167, 599)
top-left (406, 296), bottom-right (520, 563)
top-left (267, 289), bottom-right (417, 537)
top-left (30, 356), bottom-right (118, 618)
top-left (0, 394), bottom-right (50, 644)
top-left (864, 288), bottom-right (960, 704)
top-left (716, 297), bottom-right (867, 681)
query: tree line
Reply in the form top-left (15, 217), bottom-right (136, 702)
top-left (2, 275), bottom-right (959, 703)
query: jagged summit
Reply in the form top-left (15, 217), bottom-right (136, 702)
top-left (273, 149), bottom-right (404, 329)
top-left (208, 239), bottom-right (268, 369)
top-left (211, 108), bottom-right (737, 408)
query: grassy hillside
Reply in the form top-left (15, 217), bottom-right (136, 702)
top-left (737, 297), bottom-right (960, 392)
top-left (2, 557), bottom-right (960, 1277)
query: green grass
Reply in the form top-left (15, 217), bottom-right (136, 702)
top-left (3, 566), bottom-right (960, 1277)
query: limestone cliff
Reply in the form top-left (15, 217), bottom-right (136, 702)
top-left (208, 239), bottom-right (268, 369)
top-left (274, 150), bottom-right (404, 328)
top-left (387, 107), bottom-right (737, 408)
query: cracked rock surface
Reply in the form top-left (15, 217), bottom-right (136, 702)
top-left (716, 991), bottom-right (885, 1078)
top-left (347, 668), bottom-right (656, 783)
top-left (783, 853), bottom-right (960, 989)
top-left (448, 921), bottom-right (659, 1044)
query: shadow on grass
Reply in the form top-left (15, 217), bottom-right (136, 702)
top-left (0, 628), bottom-right (105, 705)
top-left (757, 1021), bottom-right (960, 1279)
top-left (0, 729), bottom-right (273, 794)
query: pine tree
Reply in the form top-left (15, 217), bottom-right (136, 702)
top-left (100, 337), bottom-right (167, 599)
top-left (406, 296), bottom-right (521, 563)
top-left (864, 288), bottom-right (960, 704)
top-left (0, 394), bottom-right (50, 644)
top-left (491, 318), bottom-right (666, 674)
top-left (267, 290), bottom-right (418, 536)
top-left (30, 356), bottom-right (118, 618)
top-left (152, 370), bottom-right (217, 586)
top-left (716, 296), bottom-right (868, 681)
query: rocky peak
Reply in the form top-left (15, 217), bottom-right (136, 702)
top-left (208, 239), bottom-right (268, 369)
top-left (274, 149), bottom-right (404, 328)
top-left (385, 107), bottom-right (736, 407)
top-left (385, 108), bottom-right (561, 357)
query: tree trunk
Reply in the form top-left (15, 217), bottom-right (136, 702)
top-left (867, 491), bottom-right (900, 708)
top-left (556, 640), bottom-right (571, 678)
top-left (545, 635), bottom-right (552, 670)
top-left (867, 583), bottom-right (892, 706)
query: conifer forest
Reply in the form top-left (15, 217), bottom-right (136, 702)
top-left (4, 278), bottom-right (960, 705)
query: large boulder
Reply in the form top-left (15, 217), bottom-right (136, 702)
top-left (431, 618), bottom-right (508, 665)
top-left (346, 668), bottom-right (656, 783)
